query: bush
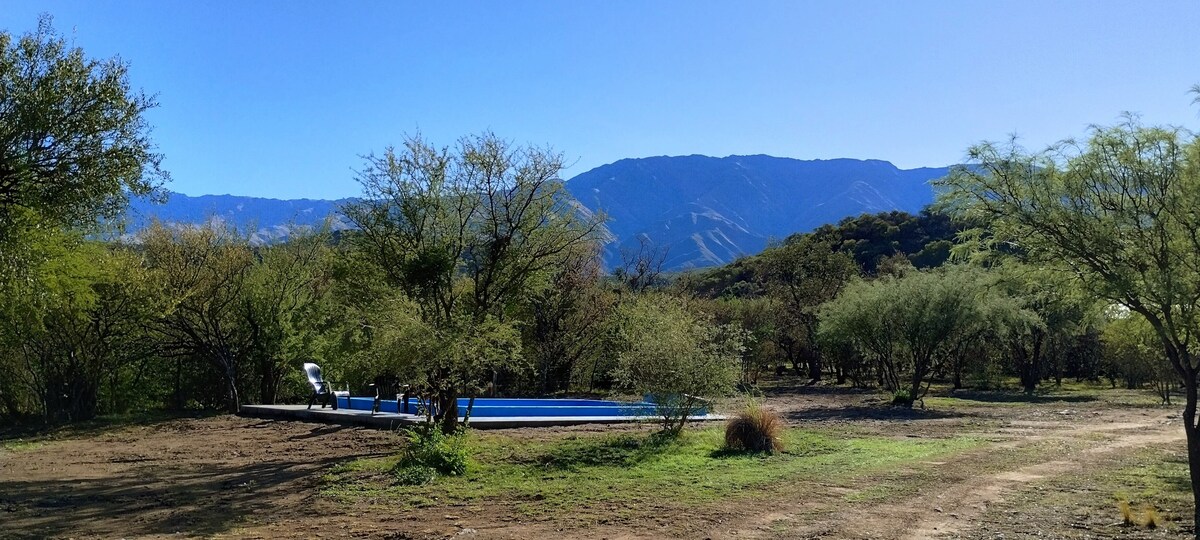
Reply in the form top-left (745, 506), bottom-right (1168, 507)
top-left (393, 422), bottom-right (469, 477)
top-left (890, 389), bottom-right (913, 406)
top-left (392, 465), bottom-right (437, 486)
top-left (612, 294), bottom-right (743, 434)
top-left (723, 403), bottom-right (784, 454)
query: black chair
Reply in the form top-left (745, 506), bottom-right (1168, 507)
top-left (368, 375), bottom-right (411, 416)
top-left (303, 363), bottom-right (347, 410)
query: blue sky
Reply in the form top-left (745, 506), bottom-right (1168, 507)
top-left (3, 1), bottom-right (1198, 199)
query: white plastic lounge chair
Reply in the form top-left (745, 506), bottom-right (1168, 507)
top-left (303, 362), bottom-right (348, 410)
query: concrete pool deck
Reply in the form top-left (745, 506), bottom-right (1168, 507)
top-left (240, 404), bottom-right (725, 429)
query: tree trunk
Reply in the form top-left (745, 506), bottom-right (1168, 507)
top-left (1184, 379), bottom-right (1200, 539)
top-left (905, 364), bottom-right (925, 409)
top-left (1018, 335), bottom-right (1043, 394)
top-left (463, 395), bottom-right (476, 426)
top-left (807, 350), bottom-right (822, 382)
top-left (173, 357), bottom-right (183, 410)
top-left (223, 360), bottom-right (240, 413)
top-left (438, 393), bottom-right (459, 434)
top-left (258, 356), bottom-right (274, 405)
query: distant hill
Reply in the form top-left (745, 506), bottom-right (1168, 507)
top-left (125, 155), bottom-right (951, 269)
top-left (563, 155), bottom-right (951, 269)
top-left (126, 192), bottom-right (354, 244)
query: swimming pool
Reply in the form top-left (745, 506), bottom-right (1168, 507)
top-left (334, 396), bottom-right (707, 418)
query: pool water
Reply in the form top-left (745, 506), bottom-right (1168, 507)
top-left (335, 396), bottom-right (705, 418)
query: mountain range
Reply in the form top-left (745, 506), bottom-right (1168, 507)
top-left (127, 155), bottom-right (952, 270)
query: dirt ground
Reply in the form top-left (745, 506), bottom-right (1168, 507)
top-left (0, 384), bottom-right (1189, 539)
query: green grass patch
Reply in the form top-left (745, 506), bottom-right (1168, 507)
top-left (922, 381), bottom-right (1167, 411)
top-left (324, 426), bottom-right (983, 518)
top-left (1109, 450), bottom-right (1192, 504)
top-left (0, 438), bottom-right (45, 452)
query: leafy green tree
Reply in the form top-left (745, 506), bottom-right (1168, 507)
top-left (0, 16), bottom-right (165, 247)
top-left (818, 267), bottom-right (993, 406)
top-left (708, 296), bottom-right (780, 385)
top-left (990, 265), bottom-right (1098, 393)
top-left (0, 232), bottom-right (161, 421)
top-left (142, 222), bottom-right (255, 413)
top-left (755, 236), bottom-right (857, 380)
top-left (344, 132), bottom-right (603, 433)
top-left (938, 117), bottom-right (1200, 532)
top-left (523, 244), bottom-right (613, 393)
top-left (242, 228), bottom-right (336, 404)
top-left (611, 293), bottom-right (742, 434)
top-left (1103, 313), bottom-right (1176, 403)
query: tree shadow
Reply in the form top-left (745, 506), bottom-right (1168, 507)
top-left (526, 432), bottom-right (678, 470)
top-left (759, 384), bottom-right (877, 398)
top-left (942, 389), bottom-right (1098, 404)
top-left (784, 405), bottom-right (969, 422)
top-left (288, 424), bottom-right (351, 441)
top-left (0, 410), bottom-right (221, 443)
top-left (2, 444), bottom-right (391, 538)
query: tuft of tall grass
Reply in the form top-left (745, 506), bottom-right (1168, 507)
top-left (1117, 499), bottom-right (1165, 529)
top-left (1141, 504), bottom-right (1162, 529)
top-left (723, 403), bottom-right (785, 454)
top-left (1117, 499), bottom-right (1134, 526)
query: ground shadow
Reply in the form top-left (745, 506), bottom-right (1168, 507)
top-left (1, 446), bottom-right (392, 539)
top-left (784, 404), bottom-right (969, 422)
top-left (288, 424), bottom-right (351, 441)
top-left (527, 432), bottom-right (677, 470)
top-left (940, 389), bottom-right (1098, 404)
top-left (760, 384), bottom-right (878, 398)
top-left (0, 410), bottom-right (221, 443)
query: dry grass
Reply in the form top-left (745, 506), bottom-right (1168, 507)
top-left (1117, 499), bottom-right (1165, 529)
top-left (724, 403), bottom-right (785, 454)
top-left (1141, 504), bottom-right (1162, 529)
top-left (1117, 499), bottom-right (1134, 526)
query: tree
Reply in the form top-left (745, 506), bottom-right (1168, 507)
top-left (344, 132), bottom-right (603, 433)
top-left (938, 117), bottom-right (1200, 534)
top-left (708, 296), bottom-right (780, 386)
top-left (755, 236), bottom-right (857, 380)
top-left (523, 243), bottom-right (613, 393)
top-left (242, 228), bottom-right (336, 404)
top-left (613, 235), bottom-right (668, 293)
top-left (0, 231), bottom-right (160, 421)
top-left (142, 223), bottom-right (254, 413)
top-left (990, 264), bottom-right (1098, 393)
top-left (1103, 313), bottom-right (1176, 403)
top-left (0, 15), bottom-right (167, 423)
top-left (818, 267), bottom-right (993, 406)
top-left (611, 293), bottom-right (742, 434)
top-left (0, 16), bottom-right (165, 245)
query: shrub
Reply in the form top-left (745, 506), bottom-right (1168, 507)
top-left (394, 422), bottom-right (469, 477)
top-left (611, 294), bottom-right (743, 434)
top-left (723, 403), bottom-right (784, 454)
top-left (1141, 504), bottom-right (1162, 529)
top-left (392, 465), bottom-right (437, 486)
top-left (890, 389), bottom-right (913, 406)
top-left (1117, 499), bottom-right (1134, 526)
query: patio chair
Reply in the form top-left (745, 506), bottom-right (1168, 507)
top-left (369, 375), bottom-right (407, 416)
top-left (303, 362), bottom-right (348, 410)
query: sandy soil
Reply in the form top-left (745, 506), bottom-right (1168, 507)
top-left (0, 384), bottom-right (1187, 539)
